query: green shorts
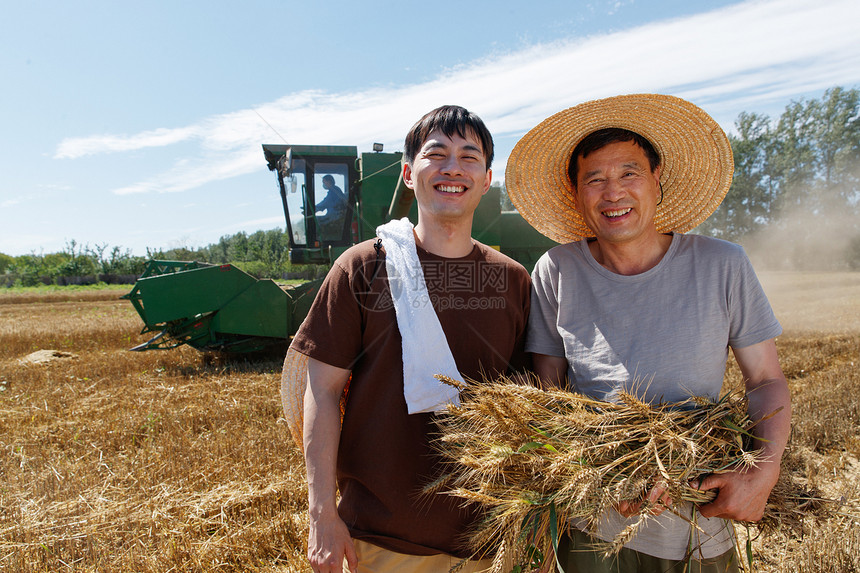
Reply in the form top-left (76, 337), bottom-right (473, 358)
top-left (556, 529), bottom-right (740, 573)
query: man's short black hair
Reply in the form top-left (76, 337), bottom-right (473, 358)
top-left (568, 128), bottom-right (661, 187)
top-left (404, 105), bottom-right (494, 170)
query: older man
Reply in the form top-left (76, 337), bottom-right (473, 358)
top-left (505, 94), bottom-right (790, 572)
top-left (285, 105), bottom-right (530, 573)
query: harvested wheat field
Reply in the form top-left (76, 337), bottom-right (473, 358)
top-left (1, 272), bottom-right (859, 572)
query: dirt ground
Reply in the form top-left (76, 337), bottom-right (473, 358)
top-left (758, 270), bottom-right (860, 333)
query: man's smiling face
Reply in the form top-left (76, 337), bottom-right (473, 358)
top-left (574, 139), bottom-right (662, 247)
top-left (403, 128), bottom-right (491, 225)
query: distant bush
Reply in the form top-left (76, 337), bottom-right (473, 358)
top-left (1, 241), bottom-right (148, 287)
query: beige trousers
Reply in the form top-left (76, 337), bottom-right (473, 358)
top-left (351, 538), bottom-right (495, 573)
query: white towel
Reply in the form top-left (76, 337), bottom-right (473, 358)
top-left (376, 218), bottom-right (463, 414)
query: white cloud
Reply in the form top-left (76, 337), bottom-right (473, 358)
top-left (55, 126), bottom-right (200, 159)
top-left (112, 149), bottom-right (261, 195)
top-left (57, 0), bottom-right (860, 192)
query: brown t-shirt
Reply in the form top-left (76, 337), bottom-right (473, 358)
top-left (292, 238), bottom-right (530, 558)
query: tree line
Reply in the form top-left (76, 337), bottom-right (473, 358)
top-left (0, 230), bottom-right (324, 287)
top-left (2, 86), bottom-right (858, 286)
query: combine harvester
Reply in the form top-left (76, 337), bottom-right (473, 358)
top-left (122, 143), bottom-right (556, 353)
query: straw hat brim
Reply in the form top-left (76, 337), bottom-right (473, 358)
top-left (280, 346), bottom-right (349, 449)
top-left (280, 346), bottom-right (308, 447)
top-left (505, 94), bottom-right (733, 244)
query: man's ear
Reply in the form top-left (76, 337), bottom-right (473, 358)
top-left (481, 168), bottom-right (492, 195)
top-left (652, 164), bottom-right (663, 186)
top-left (402, 161), bottom-right (415, 189)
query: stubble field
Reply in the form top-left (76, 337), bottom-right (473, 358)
top-left (1, 273), bottom-right (859, 572)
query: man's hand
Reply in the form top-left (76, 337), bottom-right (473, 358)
top-left (692, 461), bottom-right (779, 522)
top-left (307, 509), bottom-right (357, 573)
top-left (617, 481), bottom-right (672, 518)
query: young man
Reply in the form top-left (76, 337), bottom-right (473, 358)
top-left (284, 105), bottom-right (530, 572)
top-left (505, 94), bottom-right (791, 572)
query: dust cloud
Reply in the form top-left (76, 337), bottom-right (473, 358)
top-left (735, 203), bottom-right (860, 333)
top-left (741, 206), bottom-right (859, 273)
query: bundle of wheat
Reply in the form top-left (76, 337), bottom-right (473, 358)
top-left (429, 374), bottom-right (827, 572)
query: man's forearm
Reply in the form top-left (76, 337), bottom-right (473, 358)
top-left (303, 358), bottom-right (351, 518)
top-left (736, 339), bottom-right (792, 471)
top-left (746, 376), bottom-right (791, 475)
top-left (304, 393), bottom-right (342, 518)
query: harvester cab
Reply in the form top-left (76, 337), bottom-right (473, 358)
top-left (262, 143), bottom-right (415, 266)
top-left (263, 144), bottom-right (361, 266)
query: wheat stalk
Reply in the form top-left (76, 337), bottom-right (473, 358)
top-left (431, 373), bottom-right (834, 572)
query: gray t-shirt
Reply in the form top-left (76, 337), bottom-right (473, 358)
top-left (527, 233), bottom-right (782, 560)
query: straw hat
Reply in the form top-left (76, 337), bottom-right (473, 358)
top-left (280, 346), bottom-right (349, 448)
top-left (280, 346), bottom-right (309, 447)
top-left (505, 94), bottom-right (733, 244)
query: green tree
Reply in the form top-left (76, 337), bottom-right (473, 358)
top-left (698, 112), bottom-right (777, 241)
top-left (227, 232), bottom-right (249, 261)
top-left (769, 87), bottom-right (860, 215)
top-left (0, 253), bottom-right (13, 274)
top-left (214, 235), bottom-right (232, 263)
top-left (101, 245), bottom-right (147, 275)
top-left (56, 240), bottom-right (99, 277)
top-left (699, 86), bottom-right (860, 268)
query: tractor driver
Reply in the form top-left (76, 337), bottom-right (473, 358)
top-left (314, 174), bottom-right (347, 239)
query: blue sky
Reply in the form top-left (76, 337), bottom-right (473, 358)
top-left (2, 0), bottom-right (859, 257)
